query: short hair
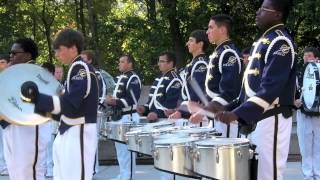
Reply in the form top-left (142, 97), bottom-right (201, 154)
top-left (121, 54), bottom-right (135, 68)
top-left (269, 0), bottom-right (293, 22)
top-left (159, 51), bottom-right (177, 67)
top-left (81, 50), bottom-right (96, 64)
top-left (42, 62), bottom-right (55, 75)
top-left (14, 38), bottom-right (39, 60)
top-left (241, 47), bottom-right (251, 55)
top-left (53, 29), bottom-right (84, 54)
top-left (0, 54), bottom-right (10, 62)
top-left (304, 47), bottom-right (320, 58)
top-left (210, 14), bottom-right (233, 35)
top-left (190, 30), bottom-right (210, 51)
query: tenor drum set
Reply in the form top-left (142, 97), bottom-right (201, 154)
top-left (100, 117), bottom-right (257, 180)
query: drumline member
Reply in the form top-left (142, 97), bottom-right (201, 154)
top-left (0, 54), bottom-right (9, 176)
top-left (106, 54), bottom-right (141, 180)
top-left (295, 47), bottom-right (320, 180)
top-left (0, 38), bottom-right (50, 180)
top-left (190, 14), bottom-right (242, 138)
top-left (137, 51), bottom-right (182, 121)
top-left (21, 29), bottom-right (99, 180)
top-left (81, 49), bottom-right (107, 175)
top-left (209, 0), bottom-right (296, 179)
top-left (168, 30), bottom-right (209, 126)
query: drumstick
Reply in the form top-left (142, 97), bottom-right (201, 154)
top-left (188, 79), bottom-right (238, 124)
top-left (188, 78), bottom-right (209, 106)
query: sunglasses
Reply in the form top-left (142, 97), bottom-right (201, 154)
top-left (9, 51), bottom-right (25, 55)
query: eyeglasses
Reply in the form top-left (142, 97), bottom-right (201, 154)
top-left (158, 60), bottom-right (168, 64)
top-left (9, 51), bottom-right (25, 56)
top-left (258, 7), bottom-right (277, 13)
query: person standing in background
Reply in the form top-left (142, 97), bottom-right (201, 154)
top-left (0, 54), bottom-right (9, 176)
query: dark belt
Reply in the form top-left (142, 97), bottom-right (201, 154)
top-left (122, 110), bottom-right (137, 116)
top-left (261, 106), bottom-right (293, 120)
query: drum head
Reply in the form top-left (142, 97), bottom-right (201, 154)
top-left (302, 62), bottom-right (320, 111)
top-left (0, 64), bottom-right (62, 125)
top-left (154, 136), bottom-right (200, 145)
top-left (195, 138), bottom-right (249, 147)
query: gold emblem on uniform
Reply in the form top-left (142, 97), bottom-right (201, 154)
top-left (79, 69), bottom-right (87, 77)
top-left (209, 52), bottom-right (218, 59)
top-left (246, 68), bottom-right (260, 76)
top-left (273, 44), bottom-right (290, 56)
top-left (261, 38), bottom-right (270, 44)
top-left (207, 75), bottom-right (214, 80)
top-left (208, 64), bottom-right (215, 69)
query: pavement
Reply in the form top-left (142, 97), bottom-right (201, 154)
top-left (0, 162), bottom-right (304, 180)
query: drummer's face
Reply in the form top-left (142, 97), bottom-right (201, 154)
top-left (9, 43), bottom-right (31, 65)
top-left (0, 59), bottom-right (9, 71)
top-left (118, 56), bottom-right (132, 73)
top-left (55, 45), bottom-right (77, 65)
top-left (303, 52), bottom-right (317, 63)
top-left (158, 55), bottom-right (173, 73)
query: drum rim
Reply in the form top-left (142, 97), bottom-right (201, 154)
top-left (302, 62), bottom-right (320, 112)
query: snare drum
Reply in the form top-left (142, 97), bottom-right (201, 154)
top-left (126, 126), bottom-right (184, 156)
top-left (153, 136), bottom-right (210, 178)
top-left (302, 62), bottom-right (320, 113)
top-left (103, 121), bottom-right (146, 143)
top-left (193, 138), bottom-right (250, 180)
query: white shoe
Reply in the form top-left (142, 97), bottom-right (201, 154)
top-left (0, 168), bottom-right (8, 176)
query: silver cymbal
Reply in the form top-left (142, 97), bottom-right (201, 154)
top-left (0, 64), bottom-right (62, 126)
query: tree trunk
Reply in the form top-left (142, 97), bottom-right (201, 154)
top-left (159, 0), bottom-right (186, 68)
top-left (86, 0), bottom-right (100, 66)
top-left (145, 0), bottom-right (156, 24)
top-left (74, 0), bottom-right (80, 29)
top-left (79, 0), bottom-right (86, 38)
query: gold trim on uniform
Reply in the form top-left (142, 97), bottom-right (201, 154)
top-left (247, 68), bottom-right (260, 76)
top-left (261, 38), bottom-right (271, 44)
top-left (247, 96), bottom-right (270, 112)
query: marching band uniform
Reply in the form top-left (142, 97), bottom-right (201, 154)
top-left (179, 54), bottom-right (208, 121)
top-left (227, 24), bottom-right (296, 180)
top-left (142, 68), bottom-right (182, 118)
top-left (1, 60), bottom-right (48, 180)
top-left (112, 70), bottom-right (141, 180)
top-left (296, 64), bottom-right (320, 180)
top-left (33, 56), bottom-right (99, 180)
top-left (205, 40), bottom-right (242, 137)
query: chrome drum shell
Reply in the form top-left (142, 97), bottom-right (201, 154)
top-left (193, 138), bottom-right (250, 180)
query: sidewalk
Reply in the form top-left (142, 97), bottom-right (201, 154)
top-left (0, 162), bottom-right (303, 180)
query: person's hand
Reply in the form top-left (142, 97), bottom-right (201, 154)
top-left (164, 109), bottom-right (176, 117)
top-left (215, 111), bottom-right (238, 125)
top-left (105, 95), bottom-right (116, 106)
top-left (294, 99), bottom-right (302, 108)
top-left (189, 111), bottom-right (204, 124)
top-left (147, 112), bottom-right (158, 121)
top-left (204, 101), bottom-right (225, 114)
top-left (169, 111), bottom-right (182, 119)
top-left (187, 101), bottom-right (203, 114)
top-left (21, 81), bottom-right (39, 103)
top-left (136, 105), bottom-right (145, 114)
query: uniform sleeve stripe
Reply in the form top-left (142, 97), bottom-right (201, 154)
top-left (120, 99), bottom-right (129, 107)
top-left (51, 96), bottom-right (61, 114)
top-left (247, 96), bottom-right (270, 111)
top-left (212, 97), bottom-right (228, 106)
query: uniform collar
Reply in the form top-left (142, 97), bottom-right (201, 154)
top-left (215, 39), bottom-right (231, 51)
top-left (262, 23), bottom-right (285, 37)
top-left (71, 55), bottom-right (82, 63)
top-left (192, 53), bottom-right (206, 62)
top-left (162, 68), bottom-right (175, 76)
top-left (26, 60), bottom-right (35, 64)
top-left (122, 69), bottom-right (133, 75)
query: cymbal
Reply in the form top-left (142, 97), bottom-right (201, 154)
top-left (0, 64), bottom-right (62, 126)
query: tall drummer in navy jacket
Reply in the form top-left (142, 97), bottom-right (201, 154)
top-left (21, 29), bottom-right (99, 180)
top-left (207, 0), bottom-right (296, 179)
top-left (190, 15), bottom-right (242, 137)
top-left (169, 30), bottom-right (209, 122)
top-left (106, 54), bottom-right (141, 180)
top-left (137, 52), bottom-right (182, 121)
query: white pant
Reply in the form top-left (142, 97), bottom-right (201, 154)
top-left (250, 114), bottom-right (292, 180)
top-left (115, 113), bottom-right (139, 180)
top-left (296, 110), bottom-right (320, 180)
top-left (3, 124), bottom-right (50, 180)
top-left (0, 127), bottom-right (6, 170)
top-left (53, 124), bottom-right (97, 180)
top-left (46, 120), bottom-right (58, 175)
top-left (214, 120), bottom-right (238, 137)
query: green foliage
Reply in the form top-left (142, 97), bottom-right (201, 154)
top-left (0, 0), bottom-right (319, 83)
